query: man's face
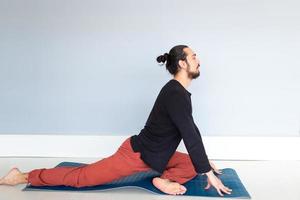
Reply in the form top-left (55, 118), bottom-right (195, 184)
top-left (184, 48), bottom-right (200, 79)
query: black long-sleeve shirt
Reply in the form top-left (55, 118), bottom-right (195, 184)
top-left (130, 79), bottom-right (212, 174)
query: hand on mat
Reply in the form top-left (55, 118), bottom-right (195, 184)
top-left (205, 170), bottom-right (232, 196)
top-left (209, 160), bottom-right (222, 174)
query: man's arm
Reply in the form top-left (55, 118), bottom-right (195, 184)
top-left (166, 90), bottom-right (232, 196)
top-left (165, 90), bottom-right (212, 174)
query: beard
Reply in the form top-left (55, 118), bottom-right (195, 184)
top-left (187, 63), bottom-right (200, 79)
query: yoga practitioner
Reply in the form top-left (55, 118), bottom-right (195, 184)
top-left (0, 45), bottom-right (232, 196)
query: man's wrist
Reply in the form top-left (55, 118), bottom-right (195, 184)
top-left (205, 169), bottom-right (214, 176)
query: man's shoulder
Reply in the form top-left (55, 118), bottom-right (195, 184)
top-left (160, 85), bottom-right (189, 105)
top-left (161, 79), bottom-right (185, 95)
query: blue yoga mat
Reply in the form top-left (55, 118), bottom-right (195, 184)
top-left (23, 162), bottom-right (251, 198)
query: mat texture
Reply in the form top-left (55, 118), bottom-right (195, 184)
top-left (23, 162), bottom-right (251, 198)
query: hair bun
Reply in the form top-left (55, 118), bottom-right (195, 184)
top-left (156, 53), bottom-right (169, 64)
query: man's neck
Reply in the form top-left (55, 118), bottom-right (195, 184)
top-left (173, 75), bottom-right (192, 90)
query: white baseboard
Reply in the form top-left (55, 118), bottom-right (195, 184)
top-left (0, 135), bottom-right (299, 160)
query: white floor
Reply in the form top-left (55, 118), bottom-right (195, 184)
top-left (0, 157), bottom-right (299, 200)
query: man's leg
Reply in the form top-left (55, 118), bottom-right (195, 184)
top-left (160, 151), bottom-right (198, 184)
top-left (152, 151), bottom-right (198, 195)
top-left (0, 137), bottom-right (151, 187)
top-left (27, 154), bottom-right (131, 187)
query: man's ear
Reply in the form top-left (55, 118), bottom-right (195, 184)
top-left (178, 60), bottom-right (186, 70)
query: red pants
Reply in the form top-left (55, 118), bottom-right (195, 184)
top-left (28, 137), bottom-right (198, 187)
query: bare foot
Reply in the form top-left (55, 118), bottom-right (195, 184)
top-left (152, 177), bottom-right (187, 195)
top-left (0, 168), bottom-right (28, 186)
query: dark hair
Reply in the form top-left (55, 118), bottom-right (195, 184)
top-left (156, 45), bottom-right (188, 75)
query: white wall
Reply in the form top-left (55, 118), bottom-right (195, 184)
top-left (0, 0), bottom-right (299, 136)
top-left (1, 135), bottom-right (299, 160)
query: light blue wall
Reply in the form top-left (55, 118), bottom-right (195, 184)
top-left (0, 0), bottom-right (299, 136)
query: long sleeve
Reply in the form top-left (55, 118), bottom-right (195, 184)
top-left (165, 90), bottom-right (212, 174)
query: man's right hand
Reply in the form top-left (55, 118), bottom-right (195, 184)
top-left (204, 170), bottom-right (232, 196)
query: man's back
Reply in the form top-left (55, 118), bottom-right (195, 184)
top-left (130, 79), bottom-right (211, 174)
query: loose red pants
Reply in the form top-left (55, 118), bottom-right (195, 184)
top-left (28, 137), bottom-right (198, 187)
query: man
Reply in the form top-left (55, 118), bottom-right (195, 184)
top-left (0, 45), bottom-right (232, 196)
